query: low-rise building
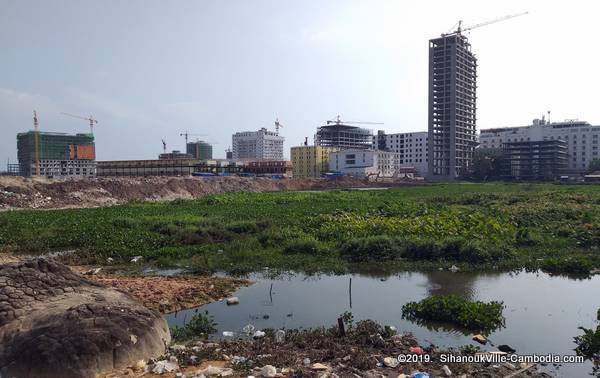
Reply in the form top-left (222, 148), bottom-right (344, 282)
top-left (243, 160), bottom-right (292, 177)
top-left (290, 145), bottom-right (337, 178)
top-left (328, 149), bottom-right (401, 178)
top-left (373, 130), bottom-right (428, 176)
top-left (158, 150), bottom-right (193, 160)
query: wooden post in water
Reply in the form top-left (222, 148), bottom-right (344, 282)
top-left (349, 277), bottom-right (352, 309)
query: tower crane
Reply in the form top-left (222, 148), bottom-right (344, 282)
top-left (326, 115), bottom-right (383, 126)
top-left (61, 112), bottom-right (98, 135)
top-left (180, 131), bottom-right (207, 145)
top-left (161, 139), bottom-right (167, 154)
top-left (33, 110), bottom-right (40, 176)
top-left (274, 118), bottom-right (284, 135)
top-left (444, 11), bottom-right (528, 37)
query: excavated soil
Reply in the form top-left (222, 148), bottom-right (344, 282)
top-left (0, 176), bottom-right (415, 210)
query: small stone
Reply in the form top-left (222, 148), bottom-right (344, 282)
top-left (311, 363), bottom-right (329, 371)
top-left (472, 334), bottom-right (487, 344)
top-left (396, 375), bottom-right (408, 378)
top-left (226, 297), bottom-right (240, 305)
top-left (383, 357), bottom-right (399, 368)
top-left (303, 358), bottom-right (311, 366)
top-left (442, 364), bottom-right (452, 376)
top-left (260, 365), bottom-right (277, 377)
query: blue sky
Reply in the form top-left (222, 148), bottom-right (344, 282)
top-left (1, 0), bottom-right (599, 162)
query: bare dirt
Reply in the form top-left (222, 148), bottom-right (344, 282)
top-left (0, 176), bottom-right (409, 210)
top-left (82, 272), bottom-right (251, 314)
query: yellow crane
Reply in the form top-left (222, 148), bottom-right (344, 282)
top-left (61, 112), bottom-right (98, 135)
top-left (33, 110), bottom-right (40, 176)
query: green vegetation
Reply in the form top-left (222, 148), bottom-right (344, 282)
top-left (170, 311), bottom-right (217, 341)
top-left (1, 183), bottom-right (600, 274)
top-left (401, 295), bottom-right (505, 332)
top-left (574, 308), bottom-right (600, 373)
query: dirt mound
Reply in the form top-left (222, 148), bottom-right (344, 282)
top-left (0, 176), bottom-right (390, 210)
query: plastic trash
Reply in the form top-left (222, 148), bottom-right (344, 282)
top-left (242, 324), bottom-right (255, 335)
top-left (411, 373), bottom-right (432, 378)
top-left (253, 330), bottom-right (265, 338)
top-left (409, 346), bottom-right (424, 355)
top-left (274, 330), bottom-right (285, 343)
top-left (222, 331), bottom-right (234, 337)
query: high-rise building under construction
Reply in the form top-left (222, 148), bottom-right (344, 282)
top-left (427, 32), bottom-right (477, 179)
top-left (17, 131), bottom-right (96, 177)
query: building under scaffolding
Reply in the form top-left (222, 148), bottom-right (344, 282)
top-left (315, 120), bottom-right (373, 150)
top-left (501, 140), bottom-right (568, 180)
top-left (17, 131), bottom-right (96, 177)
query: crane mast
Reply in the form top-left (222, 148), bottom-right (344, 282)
top-left (33, 110), bottom-right (40, 176)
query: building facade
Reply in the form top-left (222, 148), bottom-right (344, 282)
top-left (315, 120), bottom-right (373, 150)
top-left (187, 141), bottom-right (213, 160)
top-left (232, 128), bottom-right (284, 160)
top-left (290, 146), bottom-right (337, 178)
top-left (480, 119), bottom-right (600, 175)
top-left (428, 33), bottom-right (477, 179)
top-left (159, 150), bottom-right (193, 160)
top-left (243, 160), bottom-right (292, 177)
top-left (17, 131), bottom-right (96, 177)
top-left (373, 131), bottom-right (429, 176)
top-left (501, 139), bottom-right (568, 180)
top-left (329, 149), bottom-right (401, 178)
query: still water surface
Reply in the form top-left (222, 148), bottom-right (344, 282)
top-left (165, 270), bottom-right (600, 377)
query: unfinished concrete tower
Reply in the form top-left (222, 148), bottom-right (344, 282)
top-left (428, 33), bottom-right (477, 179)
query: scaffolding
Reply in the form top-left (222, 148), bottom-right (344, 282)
top-left (17, 131), bottom-right (96, 177)
top-left (501, 140), bottom-right (568, 180)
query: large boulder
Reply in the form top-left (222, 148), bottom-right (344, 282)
top-left (0, 258), bottom-right (170, 378)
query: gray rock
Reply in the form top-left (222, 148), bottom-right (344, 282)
top-left (0, 258), bottom-right (170, 378)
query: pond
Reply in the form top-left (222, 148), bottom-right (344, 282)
top-left (165, 270), bottom-right (600, 377)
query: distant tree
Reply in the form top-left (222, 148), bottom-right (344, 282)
top-left (470, 149), bottom-right (503, 181)
top-left (588, 159), bottom-right (600, 173)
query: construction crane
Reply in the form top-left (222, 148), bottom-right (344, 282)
top-left (180, 131), bottom-right (207, 145)
top-left (274, 118), bottom-right (284, 135)
top-left (61, 112), bottom-right (98, 134)
top-left (33, 110), bottom-right (40, 176)
top-left (161, 139), bottom-right (167, 154)
top-left (444, 11), bottom-right (528, 37)
top-left (326, 115), bottom-right (383, 126)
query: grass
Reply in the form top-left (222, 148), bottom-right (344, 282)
top-left (170, 311), bottom-right (217, 341)
top-left (1, 182), bottom-right (600, 275)
top-left (401, 295), bottom-right (505, 332)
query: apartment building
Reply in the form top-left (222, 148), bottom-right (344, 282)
top-left (232, 128), bottom-right (284, 160)
top-left (374, 131), bottom-right (428, 176)
top-left (290, 145), bottom-right (337, 178)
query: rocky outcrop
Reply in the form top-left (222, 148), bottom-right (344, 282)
top-left (0, 259), bottom-right (170, 378)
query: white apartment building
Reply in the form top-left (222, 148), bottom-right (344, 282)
top-left (479, 119), bottom-right (600, 174)
top-left (373, 131), bottom-right (428, 176)
top-left (232, 128), bottom-right (284, 160)
top-left (329, 149), bottom-right (401, 178)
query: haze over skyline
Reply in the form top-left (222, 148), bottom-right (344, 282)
top-left (1, 0), bottom-right (599, 162)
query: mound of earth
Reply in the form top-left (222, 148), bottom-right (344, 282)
top-left (0, 176), bottom-right (414, 210)
top-left (0, 258), bottom-right (170, 378)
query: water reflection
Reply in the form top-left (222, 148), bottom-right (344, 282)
top-left (165, 271), bottom-right (600, 378)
